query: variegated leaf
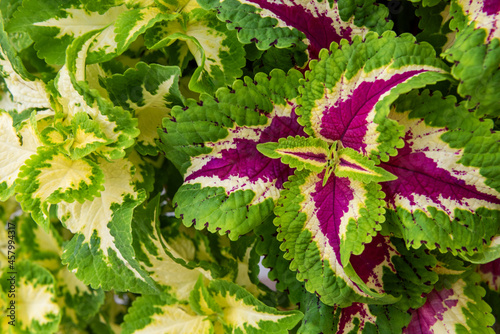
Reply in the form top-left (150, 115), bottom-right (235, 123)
top-left (55, 64), bottom-right (140, 160)
top-left (335, 147), bottom-right (397, 183)
top-left (0, 112), bottom-right (40, 200)
top-left (122, 294), bottom-right (214, 334)
top-left (159, 69), bottom-right (305, 240)
top-left (274, 169), bottom-right (395, 306)
top-left (257, 135), bottom-right (330, 173)
top-left (0, 261), bottom-right (61, 333)
top-left (104, 62), bottom-right (184, 155)
top-left (381, 91), bottom-right (500, 255)
top-left (478, 258), bottom-right (500, 292)
top-left (199, 0), bottom-right (392, 58)
top-left (209, 279), bottom-right (302, 333)
top-left (442, 0), bottom-right (500, 117)
top-left (403, 272), bottom-right (495, 334)
top-left (15, 147), bottom-right (104, 229)
top-left (57, 157), bottom-right (157, 293)
top-left (145, 8), bottom-right (245, 95)
top-left (132, 195), bottom-right (212, 300)
top-left (298, 31), bottom-right (448, 163)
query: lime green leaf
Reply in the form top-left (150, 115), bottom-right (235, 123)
top-left (442, 0), bottom-right (500, 117)
top-left (0, 260), bottom-right (61, 333)
top-left (122, 294), bottom-right (214, 334)
top-left (15, 148), bottom-right (105, 229)
top-left (105, 62), bottom-right (184, 155)
top-left (209, 279), bottom-right (303, 333)
top-left (57, 157), bottom-right (157, 293)
top-left (190, 275), bottom-right (222, 316)
top-left (0, 112), bottom-right (41, 200)
top-left (145, 9), bottom-right (245, 95)
top-left (335, 147), bottom-right (397, 183)
top-left (55, 65), bottom-right (140, 160)
top-left (131, 195), bottom-right (212, 300)
top-left (257, 136), bottom-right (330, 173)
top-left (56, 268), bottom-right (105, 329)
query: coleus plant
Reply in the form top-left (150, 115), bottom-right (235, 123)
top-left (0, 0), bottom-right (499, 333)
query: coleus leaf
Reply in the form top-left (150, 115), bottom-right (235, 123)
top-left (199, 0), bottom-right (392, 59)
top-left (55, 64), bottom-right (139, 160)
top-left (57, 157), bottom-right (157, 294)
top-left (56, 267), bottom-right (105, 330)
top-left (415, 1), bottom-right (455, 55)
top-left (403, 272), bottom-right (495, 334)
top-left (298, 31), bottom-right (449, 163)
top-left (275, 168), bottom-right (394, 306)
top-left (0, 112), bottom-right (40, 201)
top-left (104, 62), bottom-right (184, 156)
top-left (0, 260), bottom-right (61, 333)
top-left (0, 45), bottom-right (51, 111)
top-left (442, 0), bottom-right (500, 117)
top-left (8, 0), bottom-right (124, 65)
top-left (131, 195), bottom-right (212, 300)
top-left (8, 0), bottom-right (175, 65)
top-left (15, 147), bottom-right (105, 229)
top-left (478, 258), bottom-right (500, 292)
top-left (208, 279), bottom-right (303, 333)
top-left (335, 147), bottom-right (397, 183)
top-left (257, 135), bottom-right (330, 173)
top-left (121, 293), bottom-right (214, 334)
top-left (381, 91), bottom-right (500, 256)
top-left (145, 8), bottom-right (246, 95)
top-left (17, 211), bottom-right (62, 272)
top-left (159, 69), bottom-right (305, 240)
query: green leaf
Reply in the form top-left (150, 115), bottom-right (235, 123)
top-left (190, 275), bottom-right (222, 316)
top-left (0, 112), bottom-right (40, 201)
top-left (57, 157), bottom-right (157, 294)
top-left (104, 62), bottom-right (184, 155)
top-left (209, 279), bottom-right (303, 333)
top-left (145, 9), bottom-right (245, 95)
top-left (131, 195), bottom-right (212, 300)
top-left (0, 260), bottom-right (61, 333)
top-left (122, 293), bottom-right (214, 334)
top-left (257, 136), bottom-right (330, 173)
top-left (15, 148), bottom-right (105, 229)
top-left (335, 147), bottom-right (397, 183)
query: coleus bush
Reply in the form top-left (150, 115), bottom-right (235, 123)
top-left (0, 0), bottom-right (499, 332)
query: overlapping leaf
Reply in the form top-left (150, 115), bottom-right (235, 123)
top-left (7, 0), bottom-right (175, 65)
top-left (382, 91), bottom-right (500, 255)
top-left (159, 69), bottom-right (305, 239)
top-left (57, 157), bottom-right (156, 293)
top-left (442, 0), bottom-right (500, 117)
top-left (104, 62), bottom-right (184, 155)
top-left (273, 31), bottom-right (447, 306)
top-left (403, 272), bottom-right (495, 333)
top-left (131, 196), bottom-right (212, 300)
top-left (0, 261), bottom-right (61, 333)
top-left (0, 112), bottom-right (40, 201)
top-left (199, 0), bottom-right (392, 58)
top-left (145, 8), bottom-right (245, 94)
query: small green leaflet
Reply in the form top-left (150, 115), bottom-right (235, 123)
top-left (335, 147), bottom-right (397, 183)
top-left (257, 136), bottom-right (330, 173)
top-left (257, 136), bottom-right (396, 185)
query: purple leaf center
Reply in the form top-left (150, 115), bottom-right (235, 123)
top-left (320, 71), bottom-right (424, 154)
